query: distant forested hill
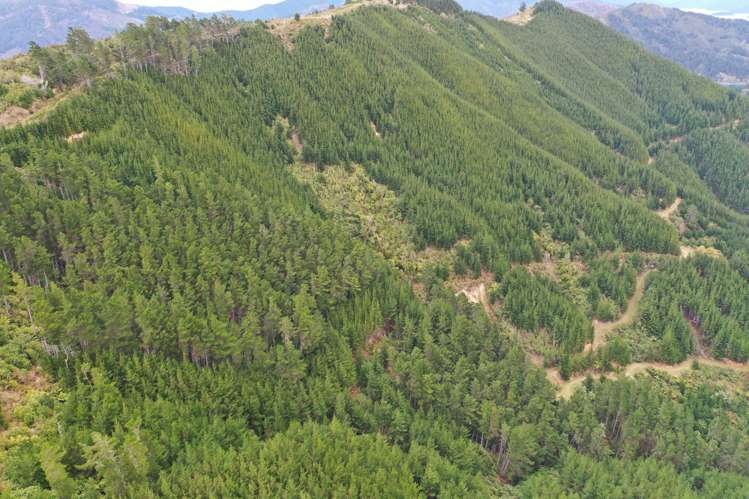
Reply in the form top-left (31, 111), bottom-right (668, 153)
top-left (0, 0), bottom-right (142, 58)
top-left (0, 0), bottom-right (344, 58)
top-left (603, 3), bottom-right (749, 87)
top-left (3, 0), bottom-right (749, 496)
top-left (458, 0), bottom-right (749, 19)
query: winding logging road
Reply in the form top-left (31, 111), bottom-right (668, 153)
top-left (545, 120), bottom-right (747, 396)
top-left (588, 270), bottom-right (651, 351)
top-left (460, 194), bottom-right (747, 398)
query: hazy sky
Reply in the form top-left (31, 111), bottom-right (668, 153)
top-left (133, 0), bottom-right (282, 12)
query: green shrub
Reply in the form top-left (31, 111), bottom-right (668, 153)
top-left (4, 86), bottom-right (42, 109)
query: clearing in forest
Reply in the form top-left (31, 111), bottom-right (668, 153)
top-left (552, 356), bottom-right (749, 400)
top-left (503, 7), bottom-right (535, 26)
top-left (588, 270), bottom-right (651, 351)
top-left (290, 163), bottom-right (416, 262)
top-left (268, 0), bottom-right (408, 49)
top-left (0, 367), bottom-right (51, 435)
top-left (655, 197), bottom-right (681, 221)
top-left (1, 84), bottom-right (81, 129)
top-left (454, 277), bottom-right (496, 319)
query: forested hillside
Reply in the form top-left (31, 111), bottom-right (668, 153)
top-left (2, 0), bottom-right (749, 496)
top-left (603, 3), bottom-right (749, 88)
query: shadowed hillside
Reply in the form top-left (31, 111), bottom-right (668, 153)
top-left (2, 1), bottom-right (749, 496)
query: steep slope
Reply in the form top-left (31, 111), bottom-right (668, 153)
top-left (458, 0), bottom-right (749, 19)
top-left (2, 0), bottom-right (749, 496)
top-left (604, 3), bottom-right (749, 87)
top-left (0, 0), bottom-right (345, 58)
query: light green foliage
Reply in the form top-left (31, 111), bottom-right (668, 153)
top-left (0, 83), bottom-right (48, 114)
top-left (291, 163), bottom-right (420, 271)
top-left (582, 255), bottom-right (639, 320)
top-left (501, 267), bottom-right (593, 353)
top-left (1, 1), bottom-right (749, 496)
top-left (617, 324), bottom-right (662, 362)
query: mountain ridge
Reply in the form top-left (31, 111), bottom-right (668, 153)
top-left (0, 0), bottom-right (345, 58)
top-left (3, 0), bottom-right (749, 495)
top-left (601, 3), bottom-right (749, 88)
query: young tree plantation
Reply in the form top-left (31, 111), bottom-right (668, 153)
top-left (2, 0), bottom-right (749, 496)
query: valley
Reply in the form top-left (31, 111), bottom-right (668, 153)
top-left (2, 0), bottom-right (749, 496)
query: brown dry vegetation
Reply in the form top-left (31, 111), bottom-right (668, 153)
top-left (503, 7), bottom-right (535, 26)
top-left (0, 367), bottom-right (50, 434)
top-left (1, 86), bottom-right (80, 129)
top-left (0, 106), bottom-right (30, 128)
top-left (268, 0), bottom-right (409, 50)
top-left (655, 197), bottom-right (681, 221)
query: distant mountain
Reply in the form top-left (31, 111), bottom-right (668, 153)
top-left (564, 1), bottom-right (619, 18)
top-left (668, 1), bottom-right (747, 13)
top-left (128, 5), bottom-right (198, 19)
top-left (0, 0), bottom-right (343, 58)
top-left (453, 0), bottom-right (748, 19)
top-left (461, 0), bottom-right (749, 89)
top-left (0, 0), bottom-right (140, 58)
top-left (222, 0), bottom-right (343, 20)
top-left (602, 3), bottom-right (749, 87)
top-left (453, 0), bottom-right (622, 19)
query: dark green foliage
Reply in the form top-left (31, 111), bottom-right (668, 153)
top-left (519, 451), bottom-right (697, 497)
top-left (501, 267), bottom-right (593, 353)
top-left (582, 255), bottom-right (639, 320)
top-left (159, 420), bottom-right (424, 497)
top-left (676, 129), bottom-right (749, 213)
top-left (651, 149), bottom-right (749, 258)
top-left (560, 378), bottom-right (749, 476)
top-left (640, 255), bottom-right (749, 362)
top-left (492, 2), bottom-right (743, 142)
top-left (3, 1), bottom-right (749, 496)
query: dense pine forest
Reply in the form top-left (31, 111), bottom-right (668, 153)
top-left (2, 0), bottom-right (749, 496)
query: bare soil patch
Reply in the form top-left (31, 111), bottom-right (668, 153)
top-left (290, 130), bottom-right (304, 153)
top-left (1, 86), bottom-right (81, 129)
top-left (589, 270), bottom-right (651, 350)
top-left (0, 105), bottom-right (30, 127)
top-left (503, 8), bottom-right (535, 26)
top-left (550, 357), bottom-right (749, 399)
top-left (656, 197), bottom-right (681, 221)
top-left (66, 131), bottom-right (86, 143)
top-left (0, 367), bottom-right (50, 432)
top-left (370, 121), bottom-right (382, 139)
top-left (363, 321), bottom-right (393, 357)
top-left (269, 0), bottom-right (404, 50)
top-left (452, 271), bottom-right (496, 319)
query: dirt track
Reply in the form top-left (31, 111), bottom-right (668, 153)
top-left (456, 282), bottom-right (495, 319)
top-left (656, 197), bottom-right (682, 221)
top-left (554, 356), bottom-right (749, 399)
top-left (543, 266), bottom-right (746, 398)
top-left (589, 270), bottom-right (651, 351)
